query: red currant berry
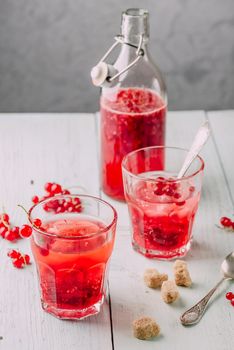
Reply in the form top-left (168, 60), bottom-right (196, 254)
top-left (176, 200), bottom-right (186, 206)
top-left (173, 192), bottom-right (181, 199)
top-left (32, 195), bottom-right (39, 204)
top-left (7, 249), bottom-right (21, 259)
top-left (12, 257), bottom-right (24, 269)
top-left (1, 213), bottom-right (9, 223)
top-left (165, 187), bottom-right (174, 196)
top-left (226, 292), bottom-right (234, 300)
top-left (169, 183), bottom-right (178, 191)
top-left (74, 205), bottom-right (82, 212)
top-left (5, 230), bottom-right (17, 241)
top-left (63, 200), bottom-right (71, 210)
top-left (20, 225), bottom-right (33, 238)
top-left (220, 217), bottom-right (232, 228)
top-left (157, 176), bottom-right (165, 181)
top-left (62, 189), bottom-right (71, 195)
top-left (50, 183), bottom-right (62, 194)
top-left (67, 205), bottom-right (75, 212)
top-left (24, 254), bottom-right (30, 265)
top-left (44, 182), bottom-right (53, 193)
top-left (33, 218), bottom-right (42, 228)
top-left (43, 203), bottom-right (50, 212)
top-left (156, 182), bottom-right (166, 189)
top-left (0, 226), bottom-right (8, 238)
top-left (231, 299), bottom-right (234, 307)
top-left (11, 226), bottom-right (20, 239)
top-left (56, 206), bottom-right (65, 214)
top-left (39, 247), bottom-right (49, 256)
top-left (73, 197), bottom-right (81, 206)
top-left (154, 188), bottom-right (164, 196)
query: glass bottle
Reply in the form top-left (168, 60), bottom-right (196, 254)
top-left (93, 8), bottom-right (167, 201)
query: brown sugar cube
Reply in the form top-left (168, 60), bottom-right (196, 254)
top-left (173, 260), bottom-right (192, 287)
top-left (144, 268), bottom-right (168, 288)
top-left (133, 316), bottom-right (160, 340)
top-left (161, 280), bottom-right (179, 303)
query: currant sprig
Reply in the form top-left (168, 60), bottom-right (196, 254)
top-left (32, 182), bottom-right (82, 214)
top-left (226, 291), bottom-right (234, 307)
top-left (7, 249), bottom-right (30, 269)
top-left (217, 216), bottom-right (234, 232)
top-left (0, 212), bottom-right (21, 242)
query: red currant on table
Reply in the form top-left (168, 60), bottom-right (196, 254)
top-left (1, 213), bottom-right (9, 223)
top-left (32, 195), bottom-right (39, 204)
top-left (50, 183), bottom-right (62, 194)
top-left (5, 226), bottom-right (21, 241)
top-left (62, 189), bottom-right (71, 195)
top-left (0, 226), bottom-right (8, 238)
top-left (11, 226), bottom-right (20, 238)
top-left (8, 250), bottom-right (31, 268)
top-left (44, 182), bottom-right (53, 193)
top-left (5, 230), bottom-right (18, 242)
top-left (220, 217), bottom-right (232, 228)
top-left (20, 225), bottom-right (32, 238)
top-left (12, 258), bottom-right (24, 269)
top-left (32, 182), bottom-right (82, 214)
top-left (7, 249), bottom-right (21, 259)
top-left (24, 254), bottom-right (30, 265)
top-left (226, 292), bottom-right (234, 300)
top-left (231, 299), bottom-right (234, 307)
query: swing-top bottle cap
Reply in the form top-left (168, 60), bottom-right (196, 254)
top-left (91, 62), bottom-right (118, 87)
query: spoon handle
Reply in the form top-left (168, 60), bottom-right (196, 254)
top-left (177, 120), bottom-right (210, 179)
top-left (180, 277), bottom-right (226, 326)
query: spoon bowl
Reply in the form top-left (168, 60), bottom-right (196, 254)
top-left (221, 251), bottom-right (234, 279)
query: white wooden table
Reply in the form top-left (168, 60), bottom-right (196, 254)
top-left (0, 111), bottom-right (233, 350)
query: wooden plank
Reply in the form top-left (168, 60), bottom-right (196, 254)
top-left (207, 110), bottom-right (234, 206)
top-left (0, 114), bottom-right (113, 350)
top-left (108, 111), bottom-right (234, 350)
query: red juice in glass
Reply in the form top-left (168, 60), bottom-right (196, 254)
top-left (126, 176), bottom-right (200, 259)
top-left (122, 147), bottom-right (204, 259)
top-left (30, 195), bottom-right (117, 320)
top-left (101, 88), bottom-right (167, 201)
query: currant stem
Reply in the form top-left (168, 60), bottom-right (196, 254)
top-left (17, 204), bottom-right (30, 219)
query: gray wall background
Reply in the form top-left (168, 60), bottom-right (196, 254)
top-left (0, 0), bottom-right (233, 112)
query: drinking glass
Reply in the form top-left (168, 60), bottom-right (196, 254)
top-left (29, 194), bottom-right (117, 320)
top-left (122, 146), bottom-right (204, 259)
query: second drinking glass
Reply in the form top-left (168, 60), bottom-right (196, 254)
top-left (122, 146), bottom-right (204, 259)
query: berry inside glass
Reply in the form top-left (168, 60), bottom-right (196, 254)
top-left (101, 88), bottom-right (167, 201)
top-left (29, 194), bottom-right (117, 320)
top-left (122, 146), bottom-right (204, 259)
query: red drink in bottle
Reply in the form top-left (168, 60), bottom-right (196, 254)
top-left (101, 88), bottom-right (166, 200)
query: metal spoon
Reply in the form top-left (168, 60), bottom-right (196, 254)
top-left (177, 120), bottom-right (210, 179)
top-left (180, 251), bottom-right (234, 326)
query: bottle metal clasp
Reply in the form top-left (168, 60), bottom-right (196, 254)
top-left (91, 34), bottom-right (144, 87)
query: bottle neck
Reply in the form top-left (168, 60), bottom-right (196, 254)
top-left (121, 8), bottom-right (149, 45)
top-left (119, 8), bottom-right (150, 62)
